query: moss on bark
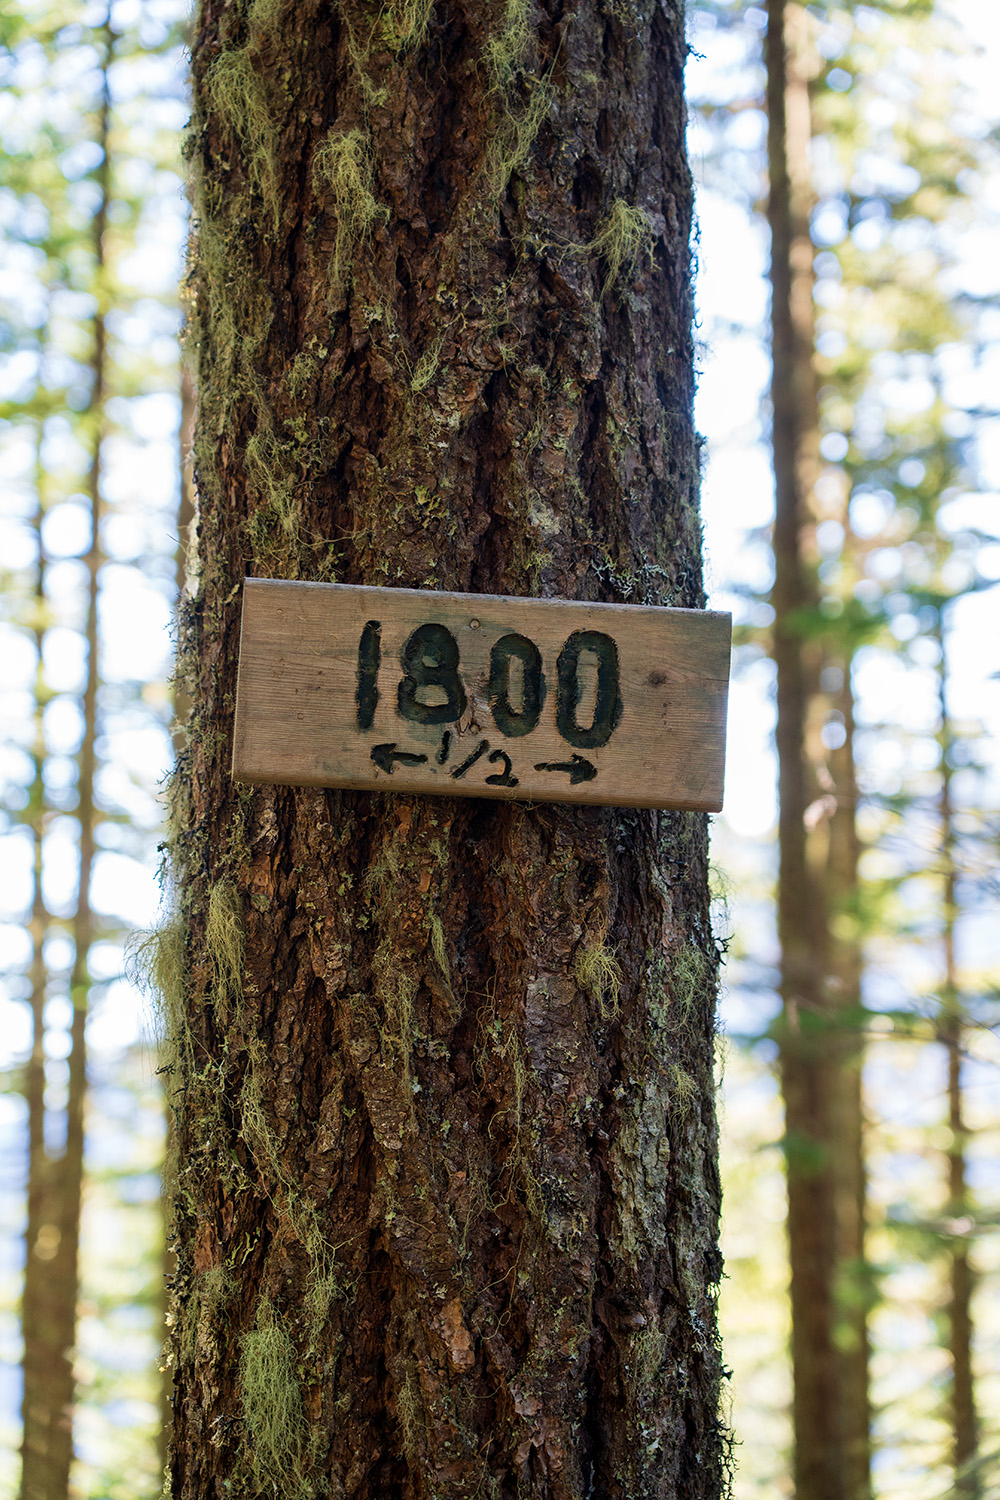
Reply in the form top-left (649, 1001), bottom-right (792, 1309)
top-left (165, 0), bottom-right (728, 1495)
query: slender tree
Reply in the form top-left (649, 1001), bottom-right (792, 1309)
top-left (824, 653), bottom-right (870, 1500)
top-left (766, 6), bottom-right (862, 1497)
top-left (807, 5), bottom-right (984, 1482)
top-left (933, 618), bottom-right (979, 1493)
top-left (18, 22), bottom-right (112, 1497)
top-left (164, 1), bottom-right (728, 1494)
top-left (693, 1), bottom-right (994, 1493)
top-left (1, 0), bottom-right (187, 1489)
top-left (159, 362), bottom-right (198, 1473)
top-left (20, 412), bottom-right (59, 1499)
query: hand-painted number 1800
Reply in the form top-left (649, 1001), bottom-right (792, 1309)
top-left (355, 620), bottom-right (624, 750)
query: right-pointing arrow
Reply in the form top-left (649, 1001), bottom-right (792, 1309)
top-left (533, 754), bottom-right (597, 785)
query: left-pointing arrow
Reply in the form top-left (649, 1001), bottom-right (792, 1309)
top-left (370, 743), bottom-right (429, 773)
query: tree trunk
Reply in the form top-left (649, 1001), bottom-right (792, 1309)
top-left (936, 622), bottom-right (978, 1494)
top-left (167, 2), bottom-right (725, 1496)
top-left (19, 23), bottom-right (111, 1497)
top-left (766, 2), bottom-right (839, 1493)
top-left (766, 3), bottom-right (869, 1497)
top-left (159, 353), bottom-right (200, 1476)
top-left (825, 669), bottom-right (870, 1500)
top-left (20, 422), bottom-right (58, 1500)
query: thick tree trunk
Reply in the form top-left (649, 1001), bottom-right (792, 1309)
top-left (766, 3), bottom-right (869, 1497)
top-left (168, 2), bottom-right (725, 1496)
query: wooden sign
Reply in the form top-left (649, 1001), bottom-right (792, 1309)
top-left (232, 580), bottom-right (731, 811)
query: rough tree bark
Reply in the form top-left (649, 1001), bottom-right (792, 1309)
top-left (766, 3), bottom-right (869, 1498)
top-left (165, 1), bottom-right (726, 1495)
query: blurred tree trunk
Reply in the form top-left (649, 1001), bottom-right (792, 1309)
top-left (936, 623), bottom-right (979, 1494)
top-left (19, 24), bottom-right (111, 1499)
top-left (165, 1), bottom-right (727, 1495)
top-left (826, 662), bottom-right (871, 1500)
top-left (20, 424), bottom-right (57, 1499)
top-left (158, 355), bottom-right (199, 1475)
top-left (766, 3), bottom-right (869, 1497)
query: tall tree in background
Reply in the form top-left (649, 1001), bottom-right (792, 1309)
top-left (17, 19), bottom-right (111, 1494)
top-left (0, 1), bottom-right (188, 1490)
top-left (935, 622), bottom-right (979, 1492)
top-left (762, 0), bottom-right (997, 1490)
top-left (766, 4), bottom-right (870, 1496)
top-left (158, 362), bottom-right (197, 1470)
top-left (165, 0), bottom-right (727, 1494)
top-left (20, 357), bottom-right (64, 1500)
top-left (807, 6), bottom-right (988, 1483)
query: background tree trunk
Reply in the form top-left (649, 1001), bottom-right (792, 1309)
top-left (936, 623), bottom-right (979, 1494)
top-left (766, 2), bottom-right (870, 1497)
top-left (158, 343), bottom-right (199, 1477)
top-left (167, 2), bottom-right (726, 1495)
top-left (766, 2), bottom-right (839, 1493)
top-left (826, 660), bottom-right (871, 1500)
top-left (20, 423), bottom-right (59, 1500)
top-left (19, 26), bottom-right (111, 1495)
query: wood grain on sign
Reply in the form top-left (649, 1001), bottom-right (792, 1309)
top-left (232, 579), bottom-right (731, 811)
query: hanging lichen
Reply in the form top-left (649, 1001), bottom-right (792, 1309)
top-left (478, 0), bottom-right (557, 198)
top-left (483, 0), bottom-right (531, 89)
top-left (312, 128), bottom-right (389, 293)
top-left (204, 46), bottom-right (280, 229)
top-left (130, 918), bottom-right (186, 1056)
top-left (206, 878), bottom-right (244, 1015)
top-left (383, 0), bottom-right (436, 52)
top-left (573, 198), bottom-right (659, 299)
top-left (239, 1301), bottom-right (306, 1488)
top-left (485, 74), bottom-right (553, 197)
top-left (671, 941), bottom-right (715, 1035)
top-left (574, 933), bottom-right (624, 1019)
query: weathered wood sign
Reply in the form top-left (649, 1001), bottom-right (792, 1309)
top-left (232, 580), bottom-right (731, 811)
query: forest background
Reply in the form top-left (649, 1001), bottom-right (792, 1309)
top-left (0, 0), bottom-right (997, 1497)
